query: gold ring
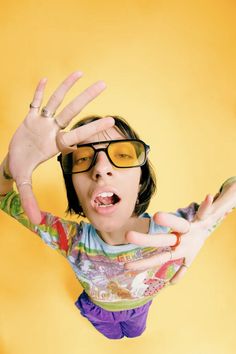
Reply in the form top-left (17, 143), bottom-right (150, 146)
top-left (30, 103), bottom-right (40, 109)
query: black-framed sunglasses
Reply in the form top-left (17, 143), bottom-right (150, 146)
top-left (57, 139), bottom-right (150, 174)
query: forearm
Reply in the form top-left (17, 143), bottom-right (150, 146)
top-left (0, 154), bottom-right (14, 196)
top-left (192, 177), bottom-right (236, 244)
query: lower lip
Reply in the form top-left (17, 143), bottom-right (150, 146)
top-left (92, 201), bottom-right (121, 215)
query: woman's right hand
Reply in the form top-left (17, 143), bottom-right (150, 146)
top-left (6, 72), bottom-right (114, 224)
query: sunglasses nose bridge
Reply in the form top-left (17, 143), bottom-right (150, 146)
top-left (90, 147), bottom-right (110, 168)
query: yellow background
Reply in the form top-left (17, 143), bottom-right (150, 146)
top-left (0, 0), bottom-right (236, 353)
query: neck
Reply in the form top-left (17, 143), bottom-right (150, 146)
top-left (96, 216), bottom-right (150, 246)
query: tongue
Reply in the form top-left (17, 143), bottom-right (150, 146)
top-left (95, 196), bottom-right (113, 205)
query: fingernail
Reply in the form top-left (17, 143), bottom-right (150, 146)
top-left (74, 71), bottom-right (83, 77)
top-left (96, 80), bottom-right (107, 89)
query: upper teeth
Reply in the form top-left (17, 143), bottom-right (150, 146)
top-left (97, 192), bottom-right (114, 197)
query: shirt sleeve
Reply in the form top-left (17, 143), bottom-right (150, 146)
top-left (174, 202), bottom-right (200, 221)
top-left (0, 190), bottom-right (80, 257)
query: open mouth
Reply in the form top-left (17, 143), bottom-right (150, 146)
top-left (94, 192), bottom-right (121, 208)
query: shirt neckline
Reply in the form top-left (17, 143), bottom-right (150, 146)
top-left (91, 214), bottom-right (153, 251)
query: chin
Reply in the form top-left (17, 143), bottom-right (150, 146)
top-left (87, 212), bottom-right (130, 232)
top-left (93, 219), bottom-right (123, 233)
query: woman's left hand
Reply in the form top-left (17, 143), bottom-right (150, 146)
top-left (125, 178), bottom-right (236, 284)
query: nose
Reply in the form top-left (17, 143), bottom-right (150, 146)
top-left (91, 151), bottom-right (113, 180)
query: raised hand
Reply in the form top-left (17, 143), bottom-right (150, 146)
top-left (6, 72), bottom-right (114, 224)
top-left (125, 177), bottom-right (236, 284)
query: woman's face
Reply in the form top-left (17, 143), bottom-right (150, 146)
top-left (72, 126), bottom-right (142, 233)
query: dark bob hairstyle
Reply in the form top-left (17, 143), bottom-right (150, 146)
top-left (58, 115), bottom-right (157, 217)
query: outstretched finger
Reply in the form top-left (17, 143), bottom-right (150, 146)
top-left (17, 181), bottom-right (42, 224)
top-left (55, 80), bottom-right (107, 129)
top-left (194, 194), bottom-right (214, 221)
top-left (126, 230), bottom-right (180, 248)
top-left (125, 249), bottom-right (175, 271)
top-left (43, 71), bottom-right (83, 116)
top-left (59, 116), bottom-right (115, 149)
top-left (29, 78), bottom-right (48, 113)
top-left (153, 212), bottom-right (191, 234)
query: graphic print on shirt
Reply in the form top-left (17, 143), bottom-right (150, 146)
top-left (68, 237), bottom-right (184, 303)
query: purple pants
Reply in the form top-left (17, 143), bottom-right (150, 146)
top-left (75, 291), bottom-right (152, 339)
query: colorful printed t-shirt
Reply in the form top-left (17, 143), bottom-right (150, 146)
top-left (0, 190), bottom-right (199, 311)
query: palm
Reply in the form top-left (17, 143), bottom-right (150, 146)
top-left (9, 114), bottom-right (59, 180)
top-left (6, 72), bottom-right (114, 224)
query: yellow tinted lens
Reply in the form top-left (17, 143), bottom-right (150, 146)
top-left (109, 141), bottom-right (145, 167)
top-left (72, 146), bottom-right (94, 172)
